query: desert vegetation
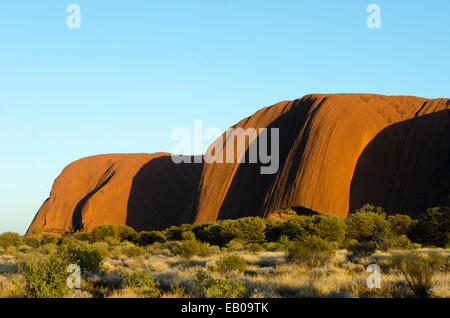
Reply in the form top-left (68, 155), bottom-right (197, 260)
top-left (0, 204), bottom-right (448, 298)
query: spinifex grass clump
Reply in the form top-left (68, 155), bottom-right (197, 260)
top-left (392, 251), bottom-right (445, 297)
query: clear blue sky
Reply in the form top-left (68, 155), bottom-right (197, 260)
top-left (0, 1), bottom-right (449, 234)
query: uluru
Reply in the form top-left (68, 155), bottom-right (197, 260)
top-left (26, 94), bottom-right (450, 235)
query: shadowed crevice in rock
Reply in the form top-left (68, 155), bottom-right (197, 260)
top-left (349, 109), bottom-right (450, 217)
top-left (72, 172), bottom-right (116, 232)
top-left (215, 96), bottom-right (320, 220)
top-left (126, 155), bottom-right (203, 231)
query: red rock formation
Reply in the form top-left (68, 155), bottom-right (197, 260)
top-left (26, 94), bottom-right (450, 235)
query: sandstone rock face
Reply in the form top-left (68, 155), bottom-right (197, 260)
top-left (27, 94), bottom-right (450, 235)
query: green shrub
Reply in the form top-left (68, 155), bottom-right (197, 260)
top-left (281, 216), bottom-right (308, 241)
top-left (173, 240), bottom-right (208, 259)
top-left (388, 214), bottom-right (413, 236)
top-left (116, 225), bottom-right (137, 242)
top-left (392, 252), bottom-right (445, 297)
top-left (345, 205), bottom-right (390, 244)
top-left (165, 224), bottom-right (194, 241)
top-left (409, 207), bottom-right (449, 247)
top-left (233, 217), bottom-right (266, 244)
top-left (303, 214), bottom-right (346, 244)
top-left (40, 243), bottom-right (58, 255)
top-left (65, 245), bottom-right (103, 273)
top-left (246, 243), bottom-right (264, 252)
top-left (273, 235), bottom-right (291, 251)
top-left (192, 270), bottom-right (245, 298)
top-left (71, 231), bottom-right (92, 242)
top-left (264, 220), bottom-right (284, 242)
top-left (121, 243), bottom-right (144, 257)
top-left (91, 225), bottom-right (120, 242)
top-left (192, 221), bottom-right (239, 247)
top-left (0, 232), bottom-right (23, 249)
top-left (91, 242), bottom-right (112, 258)
top-left (381, 235), bottom-right (413, 251)
top-left (123, 270), bottom-right (160, 297)
top-left (23, 236), bottom-right (41, 248)
top-left (41, 234), bottom-right (59, 245)
top-left (31, 227), bottom-right (43, 235)
top-left (181, 231), bottom-right (196, 241)
top-left (287, 235), bottom-right (335, 267)
top-left (136, 231), bottom-right (166, 245)
top-left (17, 250), bottom-right (72, 298)
top-left (226, 239), bottom-right (245, 251)
top-left (215, 254), bottom-right (247, 274)
top-left (103, 236), bottom-right (120, 247)
top-left (347, 241), bottom-right (378, 261)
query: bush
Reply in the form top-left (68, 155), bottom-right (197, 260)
top-left (31, 227), bottom-right (43, 235)
top-left (345, 206), bottom-right (390, 244)
top-left (71, 231), bottom-right (92, 242)
top-left (226, 239), bottom-right (245, 251)
top-left (22, 236), bottom-right (41, 248)
top-left (303, 214), bottom-right (346, 244)
top-left (181, 231), bottom-right (196, 241)
top-left (287, 235), bottom-right (335, 267)
top-left (274, 235), bottom-right (291, 251)
top-left (233, 217), bottom-right (266, 244)
top-left (264, 220), bottom-right (284, 242)
top-left (246, 243), bottom-right (264, 252)
top-left (103, 236), bottom-right (120, 247)
top-left (192, 221), bottom-right (239, 247)
top-left (136, 231), bottom-right (166, 245)
top-left (40, 243), bottom-right (58, 255)
top-left (215, 254), bottom-right (247, 274)
top-left (347, 241), bottom-right (378, 261)
top-left (116, 225), bottom-right (137, 241)
top-left (392, 252), bottom-right (445, 297)
top-left (41, 234), bottom-right (59, 245)
top-left (381, 235), bottom-right (413, 251)
top-left (281, 216), bottom-right (308, 241)
top-left (409, 207), bottom-right (450, 247)
top-left (388, 214), bottom-right (413, 236)
top-left (165, 224), bottom-right (194, 241)
top-left (121, 243), bottom-right (144, 257)
top-left (91, 242), bottom-right (112, 258)
top-left (192, 270), bottom-right (245, 298)
top-left (0, 232), bottom-right (23, 249)
top-left (91, 225), bottom-right (120, 242)
top-left (123, 270), bottom-right (160, 297)
top-left (173, 240), bottom-right (208, 259)
top-left (17, 250), bottom-right (72, 298)
top-left (65, 245), bottom-right (103, 273)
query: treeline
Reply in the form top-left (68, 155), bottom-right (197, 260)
top-left (3, 204), bottom-right (446, 253)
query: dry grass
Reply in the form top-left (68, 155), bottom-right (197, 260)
top-left (0, 247), bottom-right (448, 298)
